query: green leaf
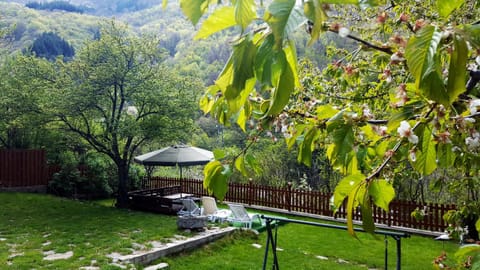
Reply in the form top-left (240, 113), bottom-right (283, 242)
top-left (237, 100), bottom-right (252, 132)
top-left (245, 153), bottom-right (263, 174)
top-left (286, 124), bottom-right (306, 150)
top-left (461, 24), bottom-right (480, 49)
top-left (438, 143), bottom-right (455, 168)
top-left (216, 56), bottom-right (234, 92)
top-left (228, 77), bottom-right (256, 116)
top-left (303, 0), bottom-right (327, 45)
top-left (405, 26), bottom-right (449, 105)
top-left (437, 0), bottom-right (464, 19)
top-left (265, 0), bottom-right (307, 49)
top-left (284, 39), bottom-right (300, 88)
top-left (195, 6), bottom-right (236, 40)
top-left (255, 34), bottom-right (276, 86)
top-left (360, 189), bottom-right (376, 234)
top-left (264, 50), bottom-right (295, 116)
top-left (346, 184), bottom-right (361, 237)
top-left (199, 85), bottom-right (219, 114)
top-left (226, 36), bottom-right (257, 100)
top-left (179, 0), bottom-right (209, 25)
top-left (333, 173), bottom-right (365, 211)
top-left (298, 126), bottom-right (319, 167)
top-left (387, 100), bottom-right (423, 131)
top-left (213, 149), bottom-right (226, 159)
top-left (412, 125), bottom-right (437, 175)
top-left (326, 117), bottom-right (354, 169)
top-left (203, 161), bottom-right (229, 200)
top-left (235, 155), bottom-right (248, 176)
top-left (235, 0), bottom-right (256, 30)
top-left (446, 35), bottom-right (468, 103)
top-left (316, 104), bottom-right (339, 120)
top-left (368, 179), bottom-right (395, 212)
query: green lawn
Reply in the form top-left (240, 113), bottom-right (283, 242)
top-left (0, 192), bottom-right (460, 269)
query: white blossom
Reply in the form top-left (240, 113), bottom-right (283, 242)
top-left (126, 106), bottom-right (138, 116)
top-left (397, 120), bottom-right (418, 144)
top-left (469, 99), bottom-right (480, 115)
top-left (466, 137), bottom-right (480, 151)
top-left (390, 53), bottom-right (404, 62)
top-left (362, 107), bottom-right (374, 119)
top-left (465, 118), bottom-right (476, 123)
top-left (338, 27), bottom-right (350, 38)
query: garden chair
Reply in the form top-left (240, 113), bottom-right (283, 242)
top-left (177, 198), bottom-right (201, 216)
top-left (201, 196), bottom-right (232, 222)
top-left (227, 203), bottom-right (264, 229)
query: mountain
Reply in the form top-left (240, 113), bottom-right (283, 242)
top-left (0, 1), bottom-right (229, 83)
top-left (1, 2), bottom-right (102, 52)
top-left (1, 0), bottom-right (164, 16)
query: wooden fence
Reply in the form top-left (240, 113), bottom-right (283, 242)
top-left (0, 149), bottom-right (50, 187)
top-left (144, 176), bottom-right (457, 232)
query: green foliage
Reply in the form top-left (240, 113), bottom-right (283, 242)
top-left (26, 1), bottom-right (87, 14)
top-left (28, 32), bottom-right (75, 61)
top-left (48, 152), bottom-right (114, 198)
top-left (0, 2), bottom-right (101, 52)
top-left (11, 21), bottom-right (201, 206)
top-left (172, 0), bottom-right (480, 240)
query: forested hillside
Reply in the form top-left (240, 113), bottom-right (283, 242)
top-left (0, 2), bottom-right (101, 51)
top-left (1, 0), bottom-right (163, 15)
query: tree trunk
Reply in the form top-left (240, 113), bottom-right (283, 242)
top-left (116, 160), bottom-right (129, 208)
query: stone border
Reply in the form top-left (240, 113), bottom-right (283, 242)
top-left (115, 227), bottom-right (236, 265)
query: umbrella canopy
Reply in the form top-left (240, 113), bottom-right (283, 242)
top-left (134, 145), bottom-right (214, 166)
top-left (134, 145), bottom-right (214, 180)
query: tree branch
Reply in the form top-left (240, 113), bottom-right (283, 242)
top-left (366, 105), bottom-right (436, 182)
top-left (328, 29), bottom-right (393, 55)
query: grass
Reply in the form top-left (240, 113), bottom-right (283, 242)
top-left (0, 192), bottom-right (180, 269)
top-left (164, 210), bottom-right (460, 270)
top-left (0, 192), bottom-right (460, 269)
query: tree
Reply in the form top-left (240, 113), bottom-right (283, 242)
top-left (0, 55), bottom-right (54, 149)
top-left (172, 0), bottom-right (480, 249)
top-left (29, 32), bottom-right (75, 61)
top-left (27, 21), bottom-right (200, 207)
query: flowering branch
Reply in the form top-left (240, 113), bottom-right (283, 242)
top-left (366, 105), bottom-right (436, 182)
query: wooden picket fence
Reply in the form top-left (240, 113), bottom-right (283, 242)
top-left (0, 149), bottom-right (50, 187)
top-left (144, 176), bottom-right (457, 232)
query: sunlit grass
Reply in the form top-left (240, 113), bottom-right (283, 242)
top-left (0, 192), bottom-right (460, 269)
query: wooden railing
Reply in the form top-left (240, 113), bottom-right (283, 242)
top-left (143, 177), bottom-right (457, 232)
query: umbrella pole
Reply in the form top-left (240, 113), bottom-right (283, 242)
top-left (179, 166), bottom-right (183, 198)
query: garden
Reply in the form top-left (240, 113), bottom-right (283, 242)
top-left (1, 0), bottom-right (480, 269)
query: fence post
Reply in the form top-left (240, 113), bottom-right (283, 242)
top-left (248, 178), bottom-right (253, 206)
top-left (287, 182), bottom-right (292, 212)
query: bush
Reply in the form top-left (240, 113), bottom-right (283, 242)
top-left (48, 153), bottom-right (114, 199)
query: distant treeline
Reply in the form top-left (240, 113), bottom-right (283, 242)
top-left (27, 32), bottom-right (75, 61)
top-left (25, 1), bottom-right (89, 14)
